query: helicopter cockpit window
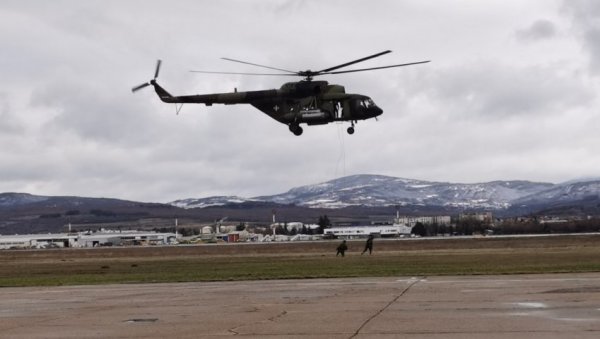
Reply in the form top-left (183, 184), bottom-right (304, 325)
top-left (361, 99), bottom-right (375, 108)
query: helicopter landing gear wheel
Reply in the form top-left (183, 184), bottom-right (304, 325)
top-left (347, 121), bottom-right (356, 135)
top-left (289, 124), bottom-right (303, 136)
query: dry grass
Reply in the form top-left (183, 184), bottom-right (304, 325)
top-left (1, 234), bottom-right (600, 287)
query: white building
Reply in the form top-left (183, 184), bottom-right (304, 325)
top-left (395, 215), bottom-right (451, 226)
top-left (324, 224), bottom-right (412, 239)
top-left (0, 231), bottom-right (178, 250)
top-left (0, 234), bottom-right (76, 249)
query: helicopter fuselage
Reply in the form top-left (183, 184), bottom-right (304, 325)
top-left (152, 79), bottom-right (383, 135)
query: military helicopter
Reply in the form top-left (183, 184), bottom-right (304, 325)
top-left (132, 51), bottom-right (429, 136)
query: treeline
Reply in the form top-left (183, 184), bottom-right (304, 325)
top-left (273, 224), bottom-right (318, 235)
top-left (496, 219), bottom-right (600, 235)
top-left (410, 218), bottom-right (600, 236)
top-left (273, 215), bottom-right (331, 235)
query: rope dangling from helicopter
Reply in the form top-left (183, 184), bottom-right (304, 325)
top-left (335, 123), bottom-right (347, 178)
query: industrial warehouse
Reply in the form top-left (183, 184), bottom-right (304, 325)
top-left (0, 231), bottom-right (177, 250)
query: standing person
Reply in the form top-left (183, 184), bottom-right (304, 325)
top-left (336, 240), bottom-right (348, 257)
top-left (361, 234), bottom-right (374, 255)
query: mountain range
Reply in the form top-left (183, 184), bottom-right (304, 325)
top-left (171, 174), bottom-right (600, 211)
top-left (1, 174), bottom-right (599, 234)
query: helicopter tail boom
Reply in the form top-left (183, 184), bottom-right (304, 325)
top-left (150, 80), bottom-right (176, 103)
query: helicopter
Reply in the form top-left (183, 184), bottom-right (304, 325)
top-left (132, 50), bottom-right (429, 136)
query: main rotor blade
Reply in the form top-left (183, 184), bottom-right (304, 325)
top-left (131, 82), bottom-right (151, 93)
top-left (323, 60), bottom-right (430, 75)
top-left (317, 50), bottom-right (392, 73)
top-left (221, 57), bottom-right (297, 74)
top-left (190, 70), bottom-right (297, 76)
top-left (154, 59), bottom-right (162, 79)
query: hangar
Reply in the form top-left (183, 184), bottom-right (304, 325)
top-left (0, 231), bottom-right (177, 250)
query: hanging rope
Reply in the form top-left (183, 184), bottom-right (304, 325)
top-left (334, 123), bottom-right (346, 178)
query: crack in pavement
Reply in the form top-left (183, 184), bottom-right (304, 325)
top-left (349, 277), bottom-right (424, 339)
top-left (268, 310), bottom-right (288, 322)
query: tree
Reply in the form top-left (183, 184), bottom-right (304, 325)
top-left (411, 222), bottom-right (426, 237)
top-left (456, 218), bottom-right (482, 235)
top-left (426, 223), bottom-right (439, 236)
top-left (275, 225), bottom-right (286, 235)
top-left (438, 224), bottom-right (447, 235)
top-left (317, 215), bottom-right (331, 234)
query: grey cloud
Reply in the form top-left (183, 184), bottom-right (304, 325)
top-left (582, 28), bottom-right (600, 73)
top-left (564, 0), bottom-right (600, 73)
top-left (403, 62), bottom-right (593, 120)
top-left (0, 93), bottom-right (24, 134)
top-left (29, 79), bottom-right (164, 146)
top-left (516, 19), bottom-right (557, 41)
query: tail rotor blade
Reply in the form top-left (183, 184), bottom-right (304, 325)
top-left (131, 82), bottom-right (151, 93)
top-left (132, 60), bottom-right (163, 94)
top-left (154, 59), bottom-right (162, 79)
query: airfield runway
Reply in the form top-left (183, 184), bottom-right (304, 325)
top-left (1, 273), bottom-right (599, 338)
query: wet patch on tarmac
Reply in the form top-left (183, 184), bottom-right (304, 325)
top-left (543, 286), bottom-right (600, 293)
top-left (511, 302), bottom-right (548, 308)
top-left (124, 318), bottom-right (158, 323)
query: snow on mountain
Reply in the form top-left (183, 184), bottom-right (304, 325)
top-left (512, 180), bottom-right (600, 206)
top-left (171, 174), bottom-right (563, 210)
top-left (170, 196), bottom-right (254, 209)
top-left (0, 193), bottom-right (49, 207)
top-left (6, 176), bottom-right (594, 212)
top-left (254, 175), bottom-right (555, 209)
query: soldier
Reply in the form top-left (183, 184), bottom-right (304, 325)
top-left (361, 234), bottom-right (374, 255)
top-left (336, 240), bottom-right (348, 257)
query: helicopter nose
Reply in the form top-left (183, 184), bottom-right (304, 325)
top-left (372, 106), bottom-right (383, 116)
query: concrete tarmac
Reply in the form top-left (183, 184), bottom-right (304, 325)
top-left (1, 273), bottom-right (599, 338)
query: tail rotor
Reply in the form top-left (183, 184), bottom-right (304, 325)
top-left (131, 60), bottom-right (162, 93)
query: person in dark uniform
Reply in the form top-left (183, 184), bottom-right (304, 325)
top-left (336, 240), bottom-right (348, 257)
top-left (361, 234), bottom-right (374, 255)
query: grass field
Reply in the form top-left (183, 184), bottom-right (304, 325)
top-left (2, 234), bottom-right (600, 287)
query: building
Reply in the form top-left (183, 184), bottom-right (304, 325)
top-left (459, 212), bottom-right (493, 223)
top-left (323, 224), bottom-right (412, 239)
top-left (395, 215), bottom-right (451, 226)
top-left (0, 234), bottom-right (76, 249)
top-left (0, 231), bottom-right (178, 250)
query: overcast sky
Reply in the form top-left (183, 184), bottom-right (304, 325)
top-left (1, 0), bottom-right (599, 202)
